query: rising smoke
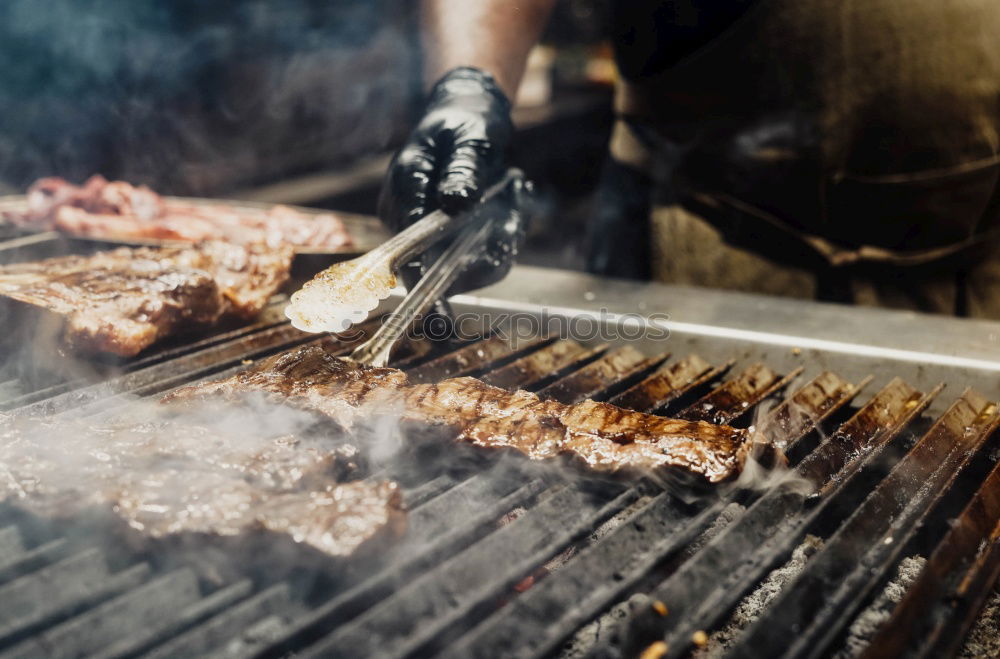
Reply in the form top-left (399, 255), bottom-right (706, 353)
top-left (0, 0), bottom-right (418, 196)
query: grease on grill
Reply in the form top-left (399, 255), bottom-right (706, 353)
top-left (409, 336), bottom-right (545, 383)
top-left (538, 346), bottom-right (653, 404)
top-left (801, 378), bottom-right (931, 490)
top-left (609, 355), bottom-right (720, 413)
top-left (481, 339), bottom-right (594, 391)
top-left (757, 372), bottom-right (870, 454)
top-left (678, 363), bottom-right (800, 425)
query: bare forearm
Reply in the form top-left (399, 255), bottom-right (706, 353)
top-left (421, 0), bottom-right (557, 98)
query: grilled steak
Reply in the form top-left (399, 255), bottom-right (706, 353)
top-left (0, 412), bottom-right (405, 558)
top-left (4, 175), bottom-right (353, 250)
top-left (164, 345), bottom-right (751, 482)
top-left (0, 241), bottom-right (292, 356)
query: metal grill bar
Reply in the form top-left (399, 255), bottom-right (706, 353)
top-left (757, 371), bottom-right (872, 455)
top-left (0, 550), bottom-right (109, 640)
top-left (253, 476), bottom-right (547, 659)
top-left (0, 528), bottom-right (22, 555)
top-left (0, 232), bottom-right (69, 267)
top-left (480, 339), bottom-right (596, 390)
top-left (142, 583), bottom-right (294, 659)
top-left (608, 355), bottom-right (730, 413)
top-left (6, 563), bottom-right (153, 645)
top-left (408, 336), bottom-right (550, 383)
top-left (94, 579), bottom-right (255, 659)
top-left (1, 569), bottom-right (200, 659)
top-left (0, 539), bottom-right (69, 583)
top-left (8, 320), bottom-right (374, 418)
top-left (439, 490), bottom-right (709, 659)
top-left (678, 363), bottom-right (803, 425)
top-left (648, 363), bottom-right (798, 430)
top-left (403, 467), bottom-right (539, 549)
top-left (802, 378), bottom-right (936, 490)
top-left (537, 346), bottom-right (662, 404)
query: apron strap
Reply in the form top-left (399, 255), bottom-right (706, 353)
top-left (685, 190), bottom-right (1000, 272)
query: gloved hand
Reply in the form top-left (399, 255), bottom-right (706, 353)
top-left (460, 172), bottom-right (532, 290)
top-left (378, 66), bottom-right (520, 295)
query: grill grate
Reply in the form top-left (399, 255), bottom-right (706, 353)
top-left (0, 298), bottom-right (998, 659)
top-left (861, 442), bottom-right (1000, 659)
top-left (724, 390), bottom-right (999, 659)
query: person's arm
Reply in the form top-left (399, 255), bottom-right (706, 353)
top-left (421, 0), bottom-right (557, 99)
top-left (377, 0), bottom-right (554, 297)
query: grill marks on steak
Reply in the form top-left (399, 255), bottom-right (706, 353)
top-left (4, 175), bottom-right (353, 250)
top-left (0, 412), bottom-right (405, 558)
top-left (165, 345), bottom-right (751, 482)
top-left (0, 241), bottom-right (292, 356)
top-left (406, 382), bottom-right (747, 481)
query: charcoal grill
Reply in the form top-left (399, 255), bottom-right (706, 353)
top-left (1, 254), bottom-right (999, 659)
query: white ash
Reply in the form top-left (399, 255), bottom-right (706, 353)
top-left (559, 594), bottom-right (644, 659)
top-left (834, 555), bottom-right (927, 659)
top-left (680, 502), bottom-right (746, 560)
top-left (558, 503), bottom-right (747, 659)
top-left (692, 534), bottom-right (825, 659)
top-left (0, 379), bottom-right (20, 402)
top-left (960, 589), bottom-right (1000, 659)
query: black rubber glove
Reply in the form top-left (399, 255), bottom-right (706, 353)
top-left (378, 66), bottom-right (518, 295)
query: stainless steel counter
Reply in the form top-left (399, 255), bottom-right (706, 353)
top-left (452, 265), bottom-right (1000, 402)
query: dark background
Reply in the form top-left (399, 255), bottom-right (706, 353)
top-left (0, 0), bottom-right (419, 194)
top-left (0, 0), bottom-right (615, 270)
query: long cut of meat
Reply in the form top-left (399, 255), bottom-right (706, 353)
top-left (0, 412), bottom-right (405, 558)
top-left (0, 241), bottom-right (292, 356)
top-left (3, 175), bottom-right (353, 250)
top-left (164, 345), bottom-right (752, 483)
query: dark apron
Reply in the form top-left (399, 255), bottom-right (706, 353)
top-left (602, 0), bottom-right (1000, 317)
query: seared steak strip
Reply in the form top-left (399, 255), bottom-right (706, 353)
top-left (164, 345), bottom-right (751, 483)
top-left (0, 241), bottom-right (292, 356)
top-left (0, 412), bottom-right (405, 558)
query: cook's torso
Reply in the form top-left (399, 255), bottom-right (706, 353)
top-left (612, 0), bottom-right (1000, 260)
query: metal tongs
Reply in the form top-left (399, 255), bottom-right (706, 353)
top-left (349, 168), bottom-right (526, 366)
